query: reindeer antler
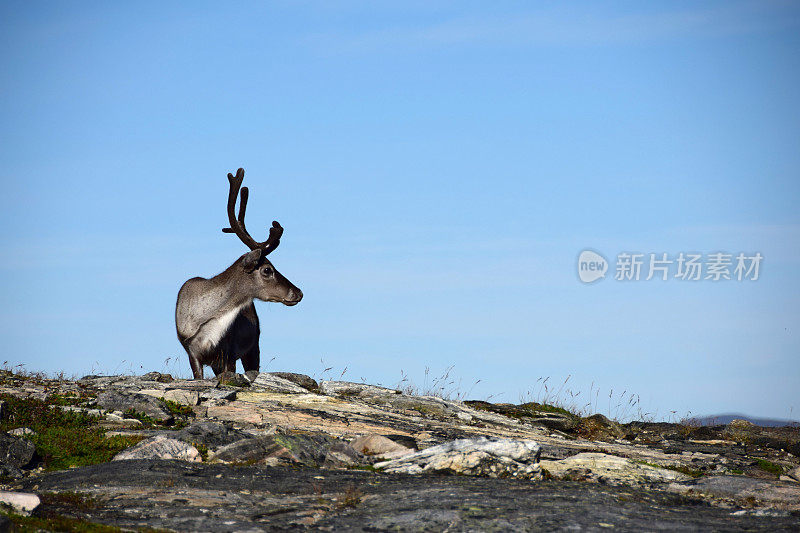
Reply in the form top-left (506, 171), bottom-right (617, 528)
top-left (222, 168), bottom-right (283, 255)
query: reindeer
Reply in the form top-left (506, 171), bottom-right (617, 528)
top-left (175, 168), bottom-right (303, 379)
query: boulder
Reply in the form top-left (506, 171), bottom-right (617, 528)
top-left (268, 372), bottom-right (319, 392)
top-left (217, 373), bottom-right (251, 388)
top-left (140, 372), bottom-right (174, 383)
top-left (95, 390), bottom-right (174, 423)
top-left (0, 434), bottom-right (36, 469)
top-left (375, 437), bottom-right (541, 479)
top-left (351, 434), bottom-right (414, 460)
top-left (0, 491), bottom-right (40, 515)
top-left (113, 436), bottom-right (201, 462)
top-left (580, 414), bottom-right (625, 439)
top-left (250, 373), bottom-right (309, 394)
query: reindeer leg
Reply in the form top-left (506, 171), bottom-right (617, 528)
top-left (189, 355), bottom-right (203, 379)
top-left (242, 345), bottom-right (260, 373)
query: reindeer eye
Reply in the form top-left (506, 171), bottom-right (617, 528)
top-left (261, 267), bottom-right (273, 276)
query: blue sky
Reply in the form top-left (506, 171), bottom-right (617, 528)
top-left (1, 1), bottom-right (798, 421)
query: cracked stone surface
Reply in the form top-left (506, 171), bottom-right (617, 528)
top-left (10, 460), bottom-right (800, 532)
top-left (1, 370), bottom-right (799, 530)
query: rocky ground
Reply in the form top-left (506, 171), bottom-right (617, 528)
top-left (0, 369), bottom-right (798, 531)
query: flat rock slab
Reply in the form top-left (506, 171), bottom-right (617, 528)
top-left (541, 452), bottom-right (692, 485)
top-left (251, 373), bottom-right (310, 394)
top-left (669, 475), bottom-right (800, 510)
top-left (113, 436), bottom-right (200, 462)
top-left (13, 460), bottom-right (800, 531)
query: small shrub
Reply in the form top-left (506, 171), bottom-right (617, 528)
top-left (336, 485), bottom-right (363, 509)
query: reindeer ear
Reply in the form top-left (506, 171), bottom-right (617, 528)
top-left (241, 249), bottom-right (263, 271)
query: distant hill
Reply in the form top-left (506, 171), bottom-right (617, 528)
top-left (695, 413), bottom-right (799, 427)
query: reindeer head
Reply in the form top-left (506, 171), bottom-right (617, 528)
top-left (223, 168), bottom-right (303, 306)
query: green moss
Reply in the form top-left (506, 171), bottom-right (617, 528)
top-left (122, 404), bottom-right (189, 430)
top-left (121, 409), bottom-right (159, 429)
top-left (272, 434), bottom-right (296, 451)
top-left (756, 459), bottom-right (783, 475)
top-left (159, 398), bottom-right (194, 418)
top-left (348, 464), bottom-right (378, 472)
top-left (2, 511), bottom-right (124, 532)
top-left (0, 394), bottom-right (143, 471)
top-left (46, 393), bottom-right (87, 407)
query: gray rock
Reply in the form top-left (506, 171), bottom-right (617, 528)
top-left (210, 437), bottom-right (287, 463)
top-left (7, 428), bottom-right (34, 437)
top-left (138, 388), bottom-right (199, 406)
top-left (0, 464), bottom-right (24, 479)
top-left (166, 379), bottom-right (219, 391)
top-left (113, 435), bottom-right (200, 462)
top-left (199, 389), bottom-right (237, 402)
top-left (217, 372), bottom-right (251, 388)
top-left (96, 390), bottom-right (174, 423)
top-left (268, 372), bottom-right (319, 392)
top-left (18, 460), bottom-right (800, 531)
top-left (0, 434), bottom-right (35, 469)
top-left (77, 374), bottom-right (124, 387)
top-left (211, 433), bottom-right (362, 468)
top-left (581, 413), bottom-right (625, 439)
top-left (527, 413), bottom-right (579, 432)
top-left (251, 373), bottom-right (310, 394)
top-left (168, 420), bottom-right (252, 449)
top-left (668, 475), bottom-right (800, 509)
top-left (375, 437), bottom-right (541, 479)
top-left (319, 380), bottom-right (401, 397)
top-left (140, 372), bottom-right (174, 383)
